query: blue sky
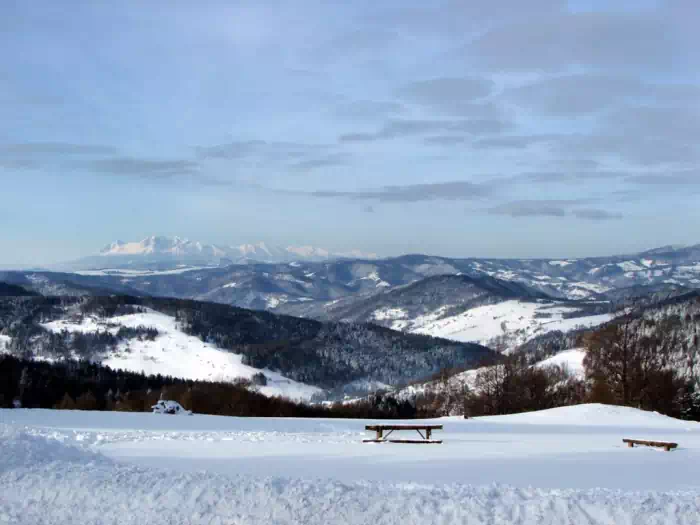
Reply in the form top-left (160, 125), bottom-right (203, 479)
top-left (1, 0), bottom-right (699, 265)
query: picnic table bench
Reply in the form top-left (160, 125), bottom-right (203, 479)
top-left (623, 439), bottom-right (678, 452)
top-left (363, 424), bottom-right (443, 444)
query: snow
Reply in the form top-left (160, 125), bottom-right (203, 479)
top-left (1, 405), bottom-right (699, 524)
top-left (617, 261), bottom-right (645, 272)
top-left (372, 307), bottom-right (408, 321)
top-left (41, 310), bottom-right (322, 401)
top-left (396, 350), bottom-right (585, 401)
top-left (534, 349), bottom-right (586, 378)
top-left (76, 267), bottom-right (211, 277)
top-left (264, 294), bottom-right (288, 309)
top-left (0, 334), bottom-right (10, 353)
top-left (362, 271), bottom-right (391, 288)
top-left (222, 281), bottom-right (238, 288)
top-left (548, 260), bottom-right (572, 267)
top-left (151, 400), bottom-right (192, 415)
top-left (410, 300), bottom-right (614, 351)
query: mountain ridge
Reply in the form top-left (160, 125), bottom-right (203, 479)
top-left (57, 235), bottom-right (380, 271)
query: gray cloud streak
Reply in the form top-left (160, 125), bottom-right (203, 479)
top-left (486, 199), bottom-right (621, 220)
top-left (313, 181), bottom-right (491, 202)
top-left (339, 118), bottom-right (510, 142)
top-left (0, 142), bottom-right (118, 155)
top-left (86, 157), bottom-right (200, 178)
top-left (573, 208), bottom-right (623, 221)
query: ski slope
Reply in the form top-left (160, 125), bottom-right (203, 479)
top-left (1, 405), bottom-right (699, 524)
top-left (408, 300), bottom-right (613, 350)
top-left (41, 311), bottom-right (322, 401)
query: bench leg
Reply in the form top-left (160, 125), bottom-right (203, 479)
top-left (627, 442), bottom-right (634, 448)
top-left (377, 429), bottom-right (383, 440)
top-left (664, 445), bottom-right (671, 452)
top-left (426, 429), bottom-right (431, 440)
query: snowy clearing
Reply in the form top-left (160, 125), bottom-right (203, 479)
top-left (534, 349), bottom-right (586, 378)
top-left (0, 334), bottom-right (10, 353)
top-left (1, 405), bottom-right (699, 524)
top-left (41, 310), bottom-right (322, 401)
top-left (408, 300), bottom-right (614, 350)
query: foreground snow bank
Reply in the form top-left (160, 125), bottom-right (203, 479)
top-left (1, 424), bottom-right (699, 525)
top-left (474, 403), bottom-right (697, 428)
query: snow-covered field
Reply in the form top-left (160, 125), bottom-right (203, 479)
top-left (1, 405), bottom-right (699, 524)
top-left (404, 300), bottom-right (613, 350)
top-left (41, 311), bottom-right (322, 401)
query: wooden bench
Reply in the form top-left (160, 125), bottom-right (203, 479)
top-left (623, 439), bottom-right (678, 452)
top-left (363, 424), bottom-right (443, 444)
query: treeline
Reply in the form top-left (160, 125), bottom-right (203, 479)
top-left (410, 296), bottom-right (700, 421)
top-left (0, 354), bottom-right (416, 419)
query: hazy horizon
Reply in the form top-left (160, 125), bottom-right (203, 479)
top-left (2, 0), bottom-right (699, 265)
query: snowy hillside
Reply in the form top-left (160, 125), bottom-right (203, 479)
top-left (407, 300), bottom-right (613, 351)
top-left (1, 405), bottom-right (699, 524)
top-left (394, 349), bottom-right (586, 403)
top-left (1, 295), bottom-right (493, 396)
top-left (41, 310), bottom-right (323, 401)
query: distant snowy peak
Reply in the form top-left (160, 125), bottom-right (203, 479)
top-left (96, 236), bottom-right (378, 265)
top-left (100, 236), bottom-right (226, 258)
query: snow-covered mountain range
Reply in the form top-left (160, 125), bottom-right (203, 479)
top-left (57, 236), bottom-right (380, 271)
top-left (3, 242), bottom-right (699, 358)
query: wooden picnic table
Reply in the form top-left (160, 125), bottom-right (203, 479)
top-left (623, 438), bottom-right (678, 452)
top-left (363, 424), bottom-right (443, 444)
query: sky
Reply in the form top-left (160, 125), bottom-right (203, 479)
top-left (1, 0), bottom-right (699, 266)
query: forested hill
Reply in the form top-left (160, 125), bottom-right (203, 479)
top-left (0, 282), bottom-right (38, 297)
top-left (0, 295), bottom-right (495, 394)
top-left (317, 273), bottom-right (551, 324)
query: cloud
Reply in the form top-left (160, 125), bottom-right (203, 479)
top-left (312, 181), bottom-right (491, 202)
top-left (514, 170), bottom-right (627, 185)
top-left (0, 142), bottom-right (118, 155)
top-left (424, 136), bottom-right (467, 146)
top-left (546, 106), bottom-right (700, 166)
top-left (508, 74), bottom-right (700, 116)
top-left (468, 11), bottom-right (680, 72)
top-left (0, 142), bottom-right (120, 172)
top-left (363, 205), bottom-right (375, 213)
top-left (86, 157), bottom-right (200, 178)
top-left (289, 152), bottom-right (352, 172)
top-left (334, 100), bottom-right (405, 119)
top-left (487, 200), bottom-right (574, 217)
top-left (398, 77), bottom-right (493, 103)
top-left (396, 77), bottom-right (506, 120)
top-left (367, 0), bottom-right (565, 37)
top-left (196, 140), bottom-right (331, 163)
top-left (506, 74), bottom-right (645, 115)
top-left (572, 208), bottom-right (623, 221)
top-left (627, 170), bottom-right (700, 186)
top-left (339, 118), bottom-right (510, 142)
top-left (487, 199), bottom-right (624, 220)
top-left (474, 134), bottom-right (558, 149)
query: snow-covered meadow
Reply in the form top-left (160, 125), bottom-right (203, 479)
top-left (1, 404), bottom-right (699, 524)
